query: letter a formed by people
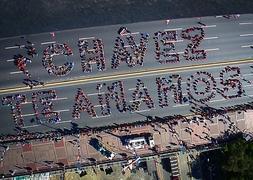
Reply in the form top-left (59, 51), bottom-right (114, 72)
top-left (72, 88), bottom-right (97, 119)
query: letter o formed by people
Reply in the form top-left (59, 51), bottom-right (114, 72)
top-left (187, 71), bottom-right (216, 103)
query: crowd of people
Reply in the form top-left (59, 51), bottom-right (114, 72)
top-left (13, 54), bottom-right (32, 78)
top-left (42, 43), bottom-right (74, 76)
top-left (107, 81), bottom-right (127, 113)
top-left (31, 90), bottom-right (60, 124)
top-left (25, 43), bottom-right (37, 57)
top-left (154, 30), bottom-right (180, 64)
top-left (78, 39), bottom-right (106, 73)
top-left (72, 88), bottom-right (97, 119)
top-left (95, 81), bottom-right (129, 115)
top-left (219, 66), bottom-right (243, 99)
top-left (156, 75), bottom-right (184, 108)
top-left (13, 40), bottom-right (46, 89)
top-left (13, 41), bottom-right (37, 79)
top-left (130, 79), bottom-right (154, 111)
top-left (97, 83), bottom-right (111, 116)
top-left (111, 33), bottom-right (149, 69)
top-left (181, 27), bottom-right (206, 61)
top-left (2, 94), bottom-right (26, 127)
top-left (23, 79), bottom-right (44, 89)
top-left (187, 71), bottom-right (216, 103)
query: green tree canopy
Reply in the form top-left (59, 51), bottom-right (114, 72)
top-left (221, 135), bottom-right (253, 179)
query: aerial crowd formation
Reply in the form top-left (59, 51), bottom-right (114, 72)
top-left (10, 25), bottom-right (207, 90)
top-left (1, 24), bottom-right (251, 147)
top-left (1, 64), bottom-right (245, 128)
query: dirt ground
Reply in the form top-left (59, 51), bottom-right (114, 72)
top-left (49, 164), bottom-right (151, 180)
top-left (0, 0), bottom-right (253, 38)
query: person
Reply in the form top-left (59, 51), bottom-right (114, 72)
top-left (198, 21), bottom-right (206, 26)
top-left (23, 79), bottom-right (33, 89)
top-left (117, 27), bottom-right (130, 36)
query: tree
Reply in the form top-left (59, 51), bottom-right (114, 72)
top-left (221, 135), bottom-right (253, 179)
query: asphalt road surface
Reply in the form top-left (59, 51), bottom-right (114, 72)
top-left (0, 14), bottom-right (253, 135)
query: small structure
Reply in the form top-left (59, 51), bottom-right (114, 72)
top-left (121, 133), bottom-right (155, 150)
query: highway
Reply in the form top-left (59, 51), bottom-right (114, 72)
top-left (0, 14), bottom-right (253, 135)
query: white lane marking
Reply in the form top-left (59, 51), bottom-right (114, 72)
top-left (56, 109), bottom-right (70, 113)
top-left (244, 84), bottom-right (253, 87)
top-left (23, 120), bottom-right (72, 128)
top-left (205, 48), bottom-right (220, 51)
top-left (5, 46), bottom-right (19, 50)
top-left (9, 71), bottom-right (22, 74)
top-left (128, 87), bottom-right (147, 91)
top-left (167, 51), bottom-right (184, 55)
top-left (22, 97), bottom-right (68, 104)
top-left (79, 37), bottom-right (95, 40)
top-left (210, 99), bottom-right (226, 102)
top-left (87, 92), bottom-right (105, 96)
top-left (4, 45), bottom-right (25, 50)
top-left (22, 109), bottom-right (69, 117)
top-left (216, 15), bottom-right (223, 18)
top-left (165, 40), bottom-right (184, 43)
top-left (131, 108), bottom-right (156, 113)
top-left (204, 37), bottom-right (219, 40)
top-left (56, 120), bottom-right (72, 124)
top-left (134, 109), bottom-right (151, 113)
top-left (6, 59), bottom-right (14, 62)
top-left (92, 115), bottom-right (111, 119)
top-left (129, 99), bottom-right (142, 103)
top-left (173, 104), bottom-right (189, 107)
top-left (23, 124), bottom-right (39, 128)
top-left (41, 41), bottom-right (56, 45)
top-left (201, 25), bottom-right (216, 28)
top-left (240, 34), bottom-right (253, 37)
top-left (241, 45), bottom-right (253, 48)
top-left (239, 22), bottom-right (252, 25)
top-left (55, 97), bottom-right (68, 101)
top-left (123, 32), bottom-right (140, 36)
top-left (94, 104), bottom-right (105, 108)
top-left (167, 52), bottom-right (184, 55)
top-left (172, 98), bottom-right (229, 107)
top-left (243, 73), bottom-right (253, 77)
top-left (164, 28), bottom-right (183, 31)
top-left (171, 98), bottom-right (226, 107)
top-left (130, 32), bottom-right (140, 35)
top-left (22, 113), bottom-right (36, 117)
top-left (124, 44), bottom-right (140, 48)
